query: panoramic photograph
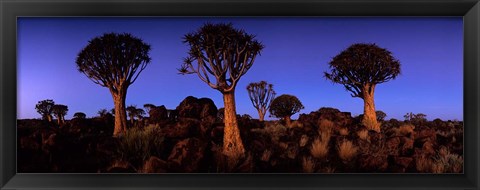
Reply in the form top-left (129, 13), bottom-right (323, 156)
top-left (17, 17), bottom-right (463, 173)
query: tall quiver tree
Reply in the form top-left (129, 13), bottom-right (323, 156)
top-left (52, 104), bottom-right (68, 125)
top-left (76, 33), bottom-right (151, 136)
top-left (246, 81), bottom-right (276, 121)
top-left (179, 23), bottom-right (264, 161)
top-left (35, 99), bottom-right (55, 122)
top-left (324, 43), bottom-right (400, 132)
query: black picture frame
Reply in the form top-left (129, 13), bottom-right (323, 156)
top-left (1, 0), bottom-right (479, 189)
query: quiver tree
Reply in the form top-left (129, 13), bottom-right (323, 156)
top-left (52, 104), bottom-right (68, 125)
top-left (269, 94), bottom-right (304, 126)
top-left (76, 33), bottom-right (152, 136)
top-left (324, 43), bottom-right (400, 132)
top-left (35, 99), bottom-right (55, 122)
top-left (73, 112), bottom-right (87, 119)
top-left (179, 23), bottom-right (264, 161)
top-left (246, 81), bottom-right (276, 121)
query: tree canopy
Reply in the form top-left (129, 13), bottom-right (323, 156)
top-left (246, 81), bottom-right (276, 121)
top-left (35, 99), bottom-right (55, 121)
top-left (269, 94), bottom-right (304, 119)
top-left (178, 23), bottom-right (264, 93)
top-left (324, 43), bottom-right (401, 98)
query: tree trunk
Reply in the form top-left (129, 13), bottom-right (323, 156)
top-left (362, 85), bottom-right (380, 132)
top-left (113, 90), bottom-right (128, 136)
top-left (284, 116), bottom-right (291, 127)
top-left (56, 117), bottom-right (61, 125)
top-left (222, 91), bottom-right (245, 161)
top-left (47, 115), bottom-right (52, 123)
top-left (258, 110), bottom-right (265, 122)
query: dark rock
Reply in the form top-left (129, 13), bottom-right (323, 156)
top-left (394, 156), bottom-right (413, 168)
top-left (358, 154), bottom-right (388, 172)
top-left (176, 96), bottom-right (217, 119)
top-left (142, 156), bottom-right (167, 173)
top-left (162, 118), bottom-right (200, 139)
top-left (149, 105), bottom-right (168, 124)
top-left (167, 138), bottom-right (207, 172)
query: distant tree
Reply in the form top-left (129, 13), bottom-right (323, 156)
top-left (35, 99), bottom-right (55, 122)
top-left (98, 109), bottom-right (109, 118)
top-left (376, 110), bottom-right (387, 122)
top-left (135, 108), bottom-right (146, 120)
top-left (126, 105), bottom-right (138, 125)
top-left (178, 23), bottom-right (264, 161)
top-left (325, 43), bottom-right (401, 132)
top-left (73, 112), bottom-right (86, 119)
top-left (404, 112), bottom-right (427, 125)
top-left (76, 33), bottom-right (152, 136)
top-left (52, 104), bottom-right (68, 125)
top-left (143, 103), bottom-right (156, 115)
top-left (269, 94), bottom-right (304, 126)
top-left (246, 81), bottom-right (276, 121)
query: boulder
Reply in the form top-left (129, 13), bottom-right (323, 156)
top-left (162, 118), bottom-right (200, 139)
top-left (149, 105), bottom-right (168, 124)
top-left (176, 96), bottom-right (217, 119)
top-left (141, 156), bottom-right (167, 173)
top-left (167, 138), bottom-right (207, 172)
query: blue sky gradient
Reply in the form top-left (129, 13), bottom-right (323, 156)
top-left (17, 17), bottom-right (463, 120)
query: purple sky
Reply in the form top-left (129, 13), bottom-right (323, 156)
top-left (17, 17), bottom-right (463, 121)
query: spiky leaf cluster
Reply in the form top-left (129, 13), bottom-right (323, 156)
top-left (247, 81), bottom-right (276, 113)
top-left (35, 99), bottom-right (55, 119)
top-left (269, 94), bottom-right (305, 118)
top-left (179, 23), bottom-right (264, 93)
top-left (324, 43), bottom-right (400, 98)
top-left (76, 33), bottom-right (152, 93)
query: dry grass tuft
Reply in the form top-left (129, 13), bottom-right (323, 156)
top-left (338, 128), bottom-right (349, 136)
top-left (260, 149), bottom-right (272, 162)
top-left (415, 155), bottom-right (433, 173)
top-left (299, 135), bottom-right (309, 147)
top-left (302, 156), bottom-right (316, 173)
top-left (357, 129), bottom-right (369, 140)
top-left (337, 140), bottom-right (358, 162)
top-left (310, 137), bottom-right (329, 159)
top-left (318, 119), bottom-right (335, 135)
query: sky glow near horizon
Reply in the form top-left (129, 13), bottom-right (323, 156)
top-left (17, 17), bottom-right (463, 121)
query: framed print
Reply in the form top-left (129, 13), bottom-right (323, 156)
top-left (1, 0), bottom-right (479, 189)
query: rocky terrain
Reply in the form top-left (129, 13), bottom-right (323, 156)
top-left (18, 96), bottom-right (463, 173)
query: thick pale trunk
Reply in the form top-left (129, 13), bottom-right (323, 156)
top-left (47, 115), bottom-right (52, 123)
top-left (258, 110), bottom-right (265, 122)
top-left (222, 91), bottom-right (245, 160)
top-left (284, 116), bottom-right (292, 127)
top-left (113, 90), bottom-right (128, 136)
top-left (362, 85), bottom-right (380, 132)
top-left (56, 117), bottom-right (61, 125)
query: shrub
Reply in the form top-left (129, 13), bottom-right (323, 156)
top-left (337, 140), bottom-right (358, 162)
top-left (310, 137), bottom-right (329, 159)
top-left (433, 148), bottom-right (463, 173)
top-left (117, 126), bottom-right (164, 166)
top-left (397, 124), bottom-right (415, 136)
top-left (415, 155), bottom-right (433, 173)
